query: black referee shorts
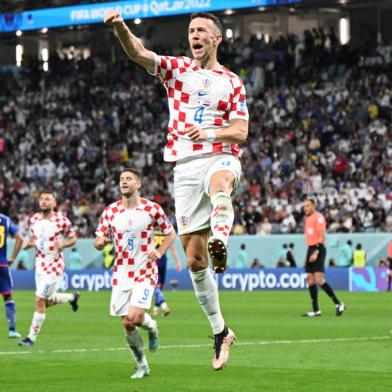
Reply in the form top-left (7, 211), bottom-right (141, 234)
top-left (305, 244), bottom-right (326, 273)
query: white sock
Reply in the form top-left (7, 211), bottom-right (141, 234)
top-left (141, 312), bottom-right (156, 331)
top-left (210, 191), bottom-right (234, 245)
top-left (190, 268), bottom-right (225, 335)
top-left (28, 311), bottom-right (46, 342)
top-left (125, 328), bottom-right (148, 367)
top-left (49, 293), bottom-right (75, 304)
top-left (161, 302), bottom-right (169, 312)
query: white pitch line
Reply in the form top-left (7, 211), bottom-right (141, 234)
top-left (0, 336), bottom-right (389, 356)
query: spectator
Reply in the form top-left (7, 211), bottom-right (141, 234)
top-left (353, 244), bottom-right (366, 268)
top-left (328, 258), bottom-right (336, 267)
top-left (277, 244), bottom-right (288, 266)
top-left (250, 258), bottom-right (263, 269)
top-left (337, 240), bottom-right (353, 267)
top-left (286, 243), bottom-right (297, 267)
top-left (69, 247), bottom-right (83, 270)
top-left (236, 244), bottom-right (250, 269)
top-left (16, 260), bottom-right (27, 270)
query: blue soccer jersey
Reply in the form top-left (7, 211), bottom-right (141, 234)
top-left (0, 213), bottom-right (19, 267)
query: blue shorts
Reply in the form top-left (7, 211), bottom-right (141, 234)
top-left (0, 266), bottom-right (13, 295)
top-left (157, 255), bottom-right (168, 287)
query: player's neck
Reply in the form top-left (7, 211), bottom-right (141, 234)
top-left (41, 210), bottom-right (55, 220)
top-left (121, 194), bottom-right (140, 209)
top-left (195, 56), bottom-right (221, 71)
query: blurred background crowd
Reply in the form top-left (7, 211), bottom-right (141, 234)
top-left (1, 27), bottom-right (391, 238)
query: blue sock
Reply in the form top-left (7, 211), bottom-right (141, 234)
top-left (5, 300), bottom-right (16, 331)
top-left (154, 288), bottom-right (165, 307)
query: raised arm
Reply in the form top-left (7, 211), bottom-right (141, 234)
top-left (104, 10), bottom-right (156, 73)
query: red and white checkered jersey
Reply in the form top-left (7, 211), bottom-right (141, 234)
top-left (153, 55), bottom-right (249, 162)
top-left (29, 212), bottom-right (75, 276)
top-left (95, 198), bottom-right (173, 290)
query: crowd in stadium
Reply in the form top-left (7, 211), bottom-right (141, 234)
top-left (0, 26), bottom-right (391, 237)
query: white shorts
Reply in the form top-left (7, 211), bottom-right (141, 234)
top-left (110, 282), bottom-right (155, 316)
top-left (35, 273), bottom-right (62, 299)
top-left (174, 154), bottom-right (241, 235)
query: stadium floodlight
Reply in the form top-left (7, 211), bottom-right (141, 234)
top-left (226, 28), bottom-right (233, 39)
top-left (41, 27), bottom-right (48, 34)
top-left (16, 30), bottom-right (22, 37)
top-left (339, 17), bottom-right (350, 45)
top-left (225, 9), bottom-right (234, 15)
top-left (134, 18), bottom-right (141, 25)
top-left (16, 44), bottom-right (23, 67)
top-left (43, 62), bottom-right (49, 72)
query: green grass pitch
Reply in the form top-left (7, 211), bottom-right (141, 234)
top-left (1, 290), bottom-right (391, 392)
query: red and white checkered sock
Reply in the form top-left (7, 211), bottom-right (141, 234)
top-left (210, 191), bottom-right (234, 245)
top-left (28, 311), bottom-right (46, 342)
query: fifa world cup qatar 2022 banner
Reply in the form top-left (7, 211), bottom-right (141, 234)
top-left (12, 268), bottom-right (350, 292)
top-left (0, 0), bottom-right (300, 32)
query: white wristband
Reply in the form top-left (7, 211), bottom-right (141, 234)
top-left (206, 129), bottom-right (216, 142)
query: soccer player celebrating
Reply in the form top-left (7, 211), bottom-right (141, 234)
top-left (18, 191), bottom-right (80, 346)
top-left (303, 199), bottom-right (345, 317)
top-left (152, 232), bottom-right (182, 317)
top-left (94, 169), bottom-right (175, 379)
top-left (104, 10), bottom-right (248, 370)
top-left (0, 213), bottom-right (23, 338)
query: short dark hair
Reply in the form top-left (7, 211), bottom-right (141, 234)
top-left (119, 168), bottom-right (141, 180)
top-left (304, 198), bottom-right (316, 205)
top-left (289, 243), bottom-right (294, 248)
top-left (190, 12), bottom-right (222, 35)
top-left (39, 190), bottom-right (57, 200)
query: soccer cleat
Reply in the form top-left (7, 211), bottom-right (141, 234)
top-left (70, 292), bottom-right (80, 312)
top-left (163, 306), bottom-right (171, 317)
top-left (336, 302), bottom-right (345, 316)
top-left (208, 237), bottom-right (228, 273)
top-left (148, 320), bottom-right (159, 352)
top-left (212, 326), bottom-right (236, 371)
top-left (18, 337), bottom-right (34, 346)
top-left (302, 310), bottom-right (322, 317)
top-left (130, 365), bottom-right (150, 379)
top-left (8, 330), bottom-right (21, 339)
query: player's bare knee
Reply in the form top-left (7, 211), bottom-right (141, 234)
top-left (188, 255), bottom-right (208, 272)
top-left (35, 297), bottom-right (46, 312)
top-left (126, 313), bottom-right (144, 327)
top-left (122, 317), bottom-right (136, 331)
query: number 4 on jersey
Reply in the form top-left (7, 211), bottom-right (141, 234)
top-left (194, 104), bottom-right (207, 124)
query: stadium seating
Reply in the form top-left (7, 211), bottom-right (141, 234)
top-left (0, 28), bottom-right (391, 237)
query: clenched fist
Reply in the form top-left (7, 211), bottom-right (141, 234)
top-left (104, 10), bottom-right (124, 26)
